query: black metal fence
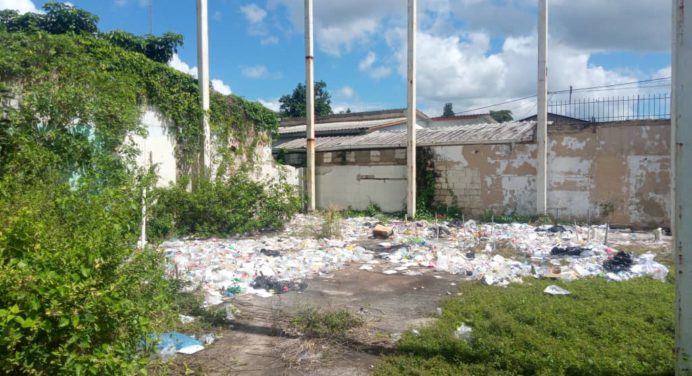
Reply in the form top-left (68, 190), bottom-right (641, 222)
top-left (548, 93), bottom-right (671, 122)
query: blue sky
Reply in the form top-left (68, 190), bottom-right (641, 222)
top-left (3, 0), bottom-right (672, 117)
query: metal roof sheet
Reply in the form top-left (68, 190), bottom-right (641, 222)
top-left (273, 121), bottom-right (536, 151)
top-left (278, 117), bottom-right (406, 135)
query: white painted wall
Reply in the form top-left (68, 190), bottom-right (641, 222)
top-left (131, 108), bottom-right (177, 187)
top-left (316, 165), bottom-right (406, 212)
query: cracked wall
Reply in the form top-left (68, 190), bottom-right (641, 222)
top-left (431, 120), bottom-right (670, 227)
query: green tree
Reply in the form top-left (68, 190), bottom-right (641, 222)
top-left (490, 109), bottom-right (514, 123)
top-left (41, 1), bottom-right (99, 35)
top-left (0, 4), bottom-right (181, 64)
top-left (442, 102), bottom-right (454, 117)
top-left (279, 81), bottom-right (333, 118)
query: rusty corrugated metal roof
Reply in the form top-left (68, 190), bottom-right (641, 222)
top-left (278, 117), bottom-right (407, 135)
top-left (273, 121), bottom-right (536, 151)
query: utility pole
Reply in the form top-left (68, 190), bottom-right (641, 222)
top-left (148, 0), bottom-right (153, 35)
top-left (197, 0), bottom-right (211, 173)
top-left (536, 0), bottom-right (548, 215)
top-left (673, 0), bottom-right (692, 372)
top-left (406, 0), bottom-right (417, 219)
top-left (304, 0), bottom-right (316, 212)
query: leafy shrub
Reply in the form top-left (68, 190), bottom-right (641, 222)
top-left (0, 176), bottom-right (175, 375)
top-left (0, 3), bottom-right (182, 64)
top-left (375, 278), bottom-right (674, 376)
top-left (148, 174), bottom-right (300, 241)
top-left (291, 308), bottom-right (363, 340)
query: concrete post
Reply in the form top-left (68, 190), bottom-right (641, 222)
top-left (305, 0), bottom-right (316, 212)
top-left (673, 0), bottom-right (692, 372)
top-left (536, 0), bottom-right (548, 215)
top-left (406, 0), bottom-right (417, 219)
top-left (197, 0), bottom-right (211, 172)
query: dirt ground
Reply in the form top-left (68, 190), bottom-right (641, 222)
top-left (163, 228), bottom-right (672, 376)
top-left (168, 266), bottom-right (460, 375)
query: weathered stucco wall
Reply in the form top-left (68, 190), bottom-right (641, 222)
top-left (432, 120), bottom-right (670, 227)
top-left (132, 107), bottom-right (298, 189)
top-left (131, 108), bottom-right (178, 187)
top-left (307, 120), bottom-right (669, 226)
top-left (315, 149), bottom-right (407, 212)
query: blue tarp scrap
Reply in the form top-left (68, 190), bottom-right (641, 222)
top-left (155, 331), bottom-right (204, 355)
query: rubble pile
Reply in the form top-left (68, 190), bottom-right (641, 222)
top-left (161, 215), bottom-right (669, 305)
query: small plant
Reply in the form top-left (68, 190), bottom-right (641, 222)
top-left (319, 206), bottom-right (342, 239)
top-left (600, 201), bottom-right (616, 220)
top-left (290, 308), bottom-right (363, 340)
top-left (365, 202), bottom-right (383, 217)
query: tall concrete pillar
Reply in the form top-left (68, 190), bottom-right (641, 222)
top-left (673, 0), bottom-right (692, 372)
top-left (197, 0), bottom-right (211, 171)
top-left (536, 0), bottom-right (548, 215)
top-left (305, 0), bottom-right (316, 212)
top-left (407, 0), bottom-right (417, 218)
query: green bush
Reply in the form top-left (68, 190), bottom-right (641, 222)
top-left (375, 278), bottom-right (674, 376)
top-left (148, 174), bottom-right (300, 241)
top-left (0, 176), bottom-right (175, 375)
top-left (290, 308), bottom-right (363, 340)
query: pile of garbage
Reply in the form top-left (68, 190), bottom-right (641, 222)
top-left (161, 215), bottom-right (669, 306)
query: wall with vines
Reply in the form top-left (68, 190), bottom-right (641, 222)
top-left (0, 30), bottom-right (279, 181)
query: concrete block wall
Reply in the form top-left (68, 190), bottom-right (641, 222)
top-left (430, 120), bottom-right (670, 227)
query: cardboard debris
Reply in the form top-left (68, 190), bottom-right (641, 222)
top-left (373, 224), bottom-right (394, 239)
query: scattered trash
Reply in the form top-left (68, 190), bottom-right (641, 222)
top-left (179, 314), bottom-right (196, 324)
top-left (155, 331), bottom-right (204, 356)
top-left (161, 214), bottom-right (670, 305)
top-left (260, 248), bottom-right (281, 257)
top-left (544, 285), bottom-right (571, 295)
top-left (550, 246), bottom-right (589, 257)
top-left (454, 324), bottom-right (473, 340)
top-left (603, 251), bottom-right (634, 273)
top-left (631, 253), bottom-right (669, 282)
top-left (199, 333), bottom-right (216, 345)
top-left (252, 276), bottom-right (307, 294)
top-left (373, 224), bottom-right (394, 239)
top-left (536, 225), bottom-right (568, 233)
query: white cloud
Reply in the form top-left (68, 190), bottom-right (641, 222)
top-left (338, 86), bottom-right (355, 98)
top-left (240, 3), bottom-right (266, 24)
top-left (261, 36), bottom-right (279, 45)
top-left (358, 51), bottom-right (392, 79)
top-left (168, 54), bottom-right (232, 96)
top-left (653, 66), bottom-right (671, 79)
top-left (242, 65), bottom-right (268, 79)
top-left (448, 0), bottom-right (670, 53)
top-left (0, 0), bottom-right (39, 13)
top-left (240, 3), bottom-right (279, 46)
top-left (269, 0), bottom-right (404, 56)
top-left (387, 27), bottom-right (641, 116)
top-left (259, 98), bottom-right (281, 112)
top-left (168, 54), bottom-right (198, 76)
top-left (241, 65), bottom-right (282, 80)
top-left (212, 79), bottom-right (232, 95)
top-left (113, 0), bottom-right (149, 7)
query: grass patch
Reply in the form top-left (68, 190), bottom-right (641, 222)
top-left (170, 280), bottom-right (231, 330)
top-left (374, 278), bottom-right (674, 376)
top-left (290, 308), bottom-right (363, 340)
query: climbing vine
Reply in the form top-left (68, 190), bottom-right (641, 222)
top-left (0, 31), bottom-right (278, 179)
top-left (416, 147), bottom-right (439, 217)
